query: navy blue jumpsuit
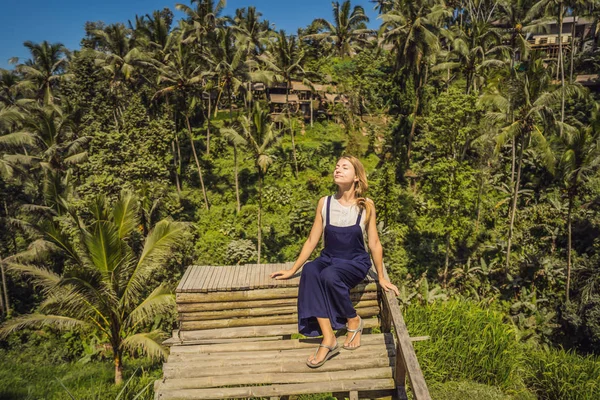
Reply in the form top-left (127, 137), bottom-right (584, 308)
top-left (297, 195), bottom-right (372, 337)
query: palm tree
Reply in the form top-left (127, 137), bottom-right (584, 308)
top-left (231, 6), bottom-right (272, 113)
top-left (0, 192), bottom-right (187, 385)
top-left (203, 26), bottom-right (247, 119)
top-left (556, 117), bottom-right (600, 301)
top-left (432, 23), bottom-right (507, 94)
top-left (480, 56), bottom-right (583, 270)
top-left (379, 0), bottom-right (450, 165)
top-left (176, 0), bottom-right (226, 47)
top-left (258, 31), bottom-right (306, 176)
top-left (153, 26), bottom-right (211, 209)
top-left (222, 104), bottom-right (282, 263)
top-left (306, 0), bottom-right (371, 58)
top-left (15, 41), bottom-right (69, 105)
top-left (0, 103), bottom-right (88, 172)
top-left (527, 0), bottom-right (567, 134)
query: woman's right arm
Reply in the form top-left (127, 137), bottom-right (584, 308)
top-left (270, 196), bottom-right (325, 280)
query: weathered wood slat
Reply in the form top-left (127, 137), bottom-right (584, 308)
top-left (168, 346), bottom-right (394, 366)
top-left (381, 268), bottom-right (432, 400)
top-left (162, 355), bottom-right (395, 379)
top-left (155, 378), bottom-right (396, 400)
top-left (176, 292), bottom-right (378, 312)
top-left (182, 266), bottom-right (201, 293)
top-left (179, 306), bottom-right (380, 330)
top-left (169, 333), bottom-right (394, 354)
top-left (158, 367), bottom-right (393, 390)
top-left (198, 267), bottom-right (216, 294)
top-left (176, 265), bottom-right (194, 292)
top-left (178, 318), bottom-right (380, 340)
top-left (178, 300), bottom-right (380, 321)
top-left (177, 282), bottom-right (378, 303)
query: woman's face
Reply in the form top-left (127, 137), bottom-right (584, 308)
top-left (333, 159), bottom-right (358, 186)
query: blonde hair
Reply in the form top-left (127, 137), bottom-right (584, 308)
top-left (340, 155), bottom-right (373, 224)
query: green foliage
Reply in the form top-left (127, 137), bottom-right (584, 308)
top-left (523, 347), bottom-right (600, 400)
top-left (405, 300), bottom-right (525, 390)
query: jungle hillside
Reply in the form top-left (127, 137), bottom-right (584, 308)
top-left (1, 0), bottom-right (600, 398)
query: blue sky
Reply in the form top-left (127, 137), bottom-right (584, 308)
top-left (0, 0), bottom-right (381, 70)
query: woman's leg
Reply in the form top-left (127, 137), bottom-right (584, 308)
top-left (307, 317), bottom-right (337, 365)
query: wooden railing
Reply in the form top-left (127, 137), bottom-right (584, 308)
top-left (380, 266), bottom-right (432, 400)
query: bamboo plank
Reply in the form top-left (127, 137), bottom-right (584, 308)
top-left (228, 265), bottom-right (239, 291)
top-left (164, 349), bottom-right (394, 378)
top-left (167, 336), bottom-right (285, 346)
top-left (194, 266), bottom-right (214, 293)
top-left (162, 355), bottom-right (395, 379)
top-left (196, 267), bottom-right (215, 293)
top-left (176, 292), bottom-right (378, 312)
top-left (239, 264), bottom-right (249, 290)
top-left (169, 346), bottom-right (394, 366)
top-left (198, 267), bottom-right (216, 294)
top-left (178, 318), bottom-right (380, 340)
top-left (207, 266), bottom-right (224, 292)
top-left (177, 283), bottom-right (378, 303)
top-left (158, 367), bottom-right (393, 390)
top-left (226, 265), bottom-right (237, 291)
top-left (350, 391), bottom-right (359, 400)
top-left (215, 266), bottom-right (228, 292)
top-left (169, 343), bottom-right (395, 363)
top-left (179, 307), bottom-right (380, 330)
top-left (176, 265), bottom-right (194, 293)
top-left (155, 378), bottom-right (396, 399)
top-left (169, 333), bottom-right (394, 354)
top-left (178, 300), bottom-right (380, 321)
top-left (182, 266), bottom-right (201, 293)
top-left (220, 265), bottom-right (231, 290)
top-left (245, 263), bottom-right (255, 289)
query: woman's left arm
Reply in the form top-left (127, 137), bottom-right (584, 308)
top-left (366, 199), bottom-right (400, 296)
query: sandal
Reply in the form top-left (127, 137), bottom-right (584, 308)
top-left (343, 316), bottom-right (363, 350)
top-left (306, 341), bottom-right (339, 368)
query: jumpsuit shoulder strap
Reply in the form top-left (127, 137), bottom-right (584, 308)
top-left (325, 195), bottom-right (332, 227)
top-left (356, 207), bottom-right (364, 226)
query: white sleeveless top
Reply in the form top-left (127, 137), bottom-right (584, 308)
top-left (321, 196), bottom-right (367, 232)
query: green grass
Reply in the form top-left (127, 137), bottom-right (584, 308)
top-left (0, 342), bottom-right (160, 400)
top-left (523, 347), bottom-right (600, 400)
top-left (405, 300), bottom-right (524, 391)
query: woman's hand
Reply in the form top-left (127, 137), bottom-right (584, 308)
top-left (270, 269), bottom-right (296, 280)
top-left (378, 278), bottom-right (400, 296)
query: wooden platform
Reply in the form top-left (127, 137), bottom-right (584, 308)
top-left (155, 263), bottom-right (431, 400)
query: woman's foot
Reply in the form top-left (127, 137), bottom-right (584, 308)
top-left (307, 336), bottom-right (338, 366)
top-left (344, 316), bottom-right (363, 349)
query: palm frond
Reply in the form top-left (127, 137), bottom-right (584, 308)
top-left (120, 330), bottom-right (169, 361)
top-left (112, 191), bottom-right (139, 239)
top-left (6, 262), bottom-right (60, 289)
top-left (0, 314), bottom-right (91, 339)
top-left (125, 284), bottom-right (175, 327)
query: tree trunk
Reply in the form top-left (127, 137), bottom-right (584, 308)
top-left (310, 92), bottom-right (314, 128)
top-left (234, 144), bottom-right (241, 213)
top-left (566, 191), bottom-right (573, 302)
top-left (407, 66), bottom-right (427, 166)
top-left (569, 9), bottom-right (577, 84)
top-left (257, 172), bottom-right (262, 264)
top-left (286, 83), bottom-right (299, 178)
top-left (114, 352), bottom-right (123, 385)
top-left (0, 261), bottom-right (6, 316)
top-left (185, 115), bottom-right (210, 210)
top-left (206, 95), bottom-right (212, 156)
top-left (443, 233), bottom-right (451, 288)
top-left (171, 140), bottom-right (181, 195)
top-left (558, 4), bottom-right (565, 136)
top-left (506, 133), bottom-right (526, 271)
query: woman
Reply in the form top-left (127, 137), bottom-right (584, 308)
top-left (270, 156), bottom-right (399, 368)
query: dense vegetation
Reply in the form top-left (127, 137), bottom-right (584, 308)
top-left (1, 0), bottom-right (600, 398)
